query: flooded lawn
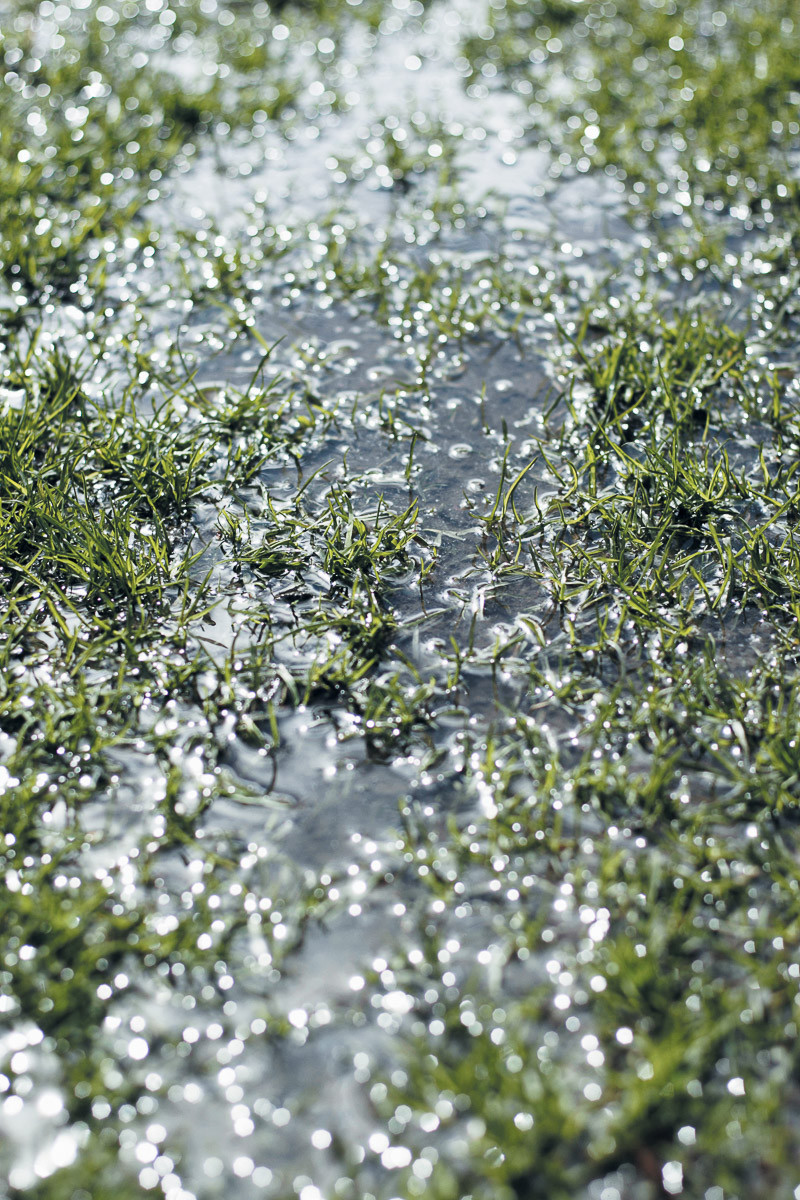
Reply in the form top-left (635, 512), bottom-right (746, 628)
top-left (3, 1), bottom-right (800, 1197)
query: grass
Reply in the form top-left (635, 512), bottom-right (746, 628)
top-left (461, 0), bottom-right (800, 213)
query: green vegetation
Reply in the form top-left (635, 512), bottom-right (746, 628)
top-left (3, 0), bottom-right (800, 1197)
top-left (462, 0), bottom-right (800, 211)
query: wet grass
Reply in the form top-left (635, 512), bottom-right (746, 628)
top-left (4, 0), bottom-right (800, 1198)
top-left (461, 0), bottom-right (800, 213)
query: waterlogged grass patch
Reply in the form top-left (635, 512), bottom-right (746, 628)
top-left (4, 0), bottom-right (800, 1197)
top-left (461, 0), bottom-right (800, 210)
